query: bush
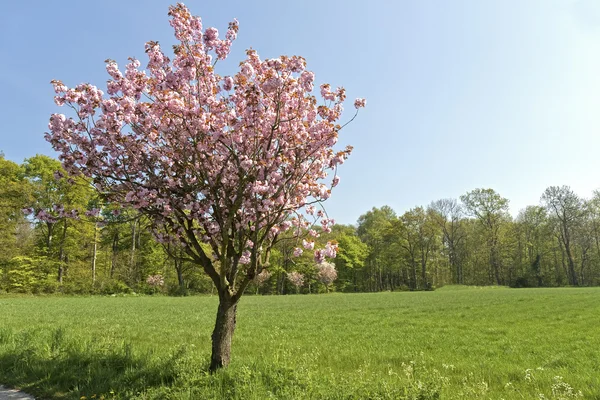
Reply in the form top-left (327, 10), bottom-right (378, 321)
top-left (92, 279), bottom-right (133, 295)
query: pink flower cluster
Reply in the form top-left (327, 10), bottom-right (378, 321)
top-left (314, 241), bottom-right (338, 264)
top-left (46, 3), bottom-right (364, 271)
top-left (23, 205), bottom-right (79, 223)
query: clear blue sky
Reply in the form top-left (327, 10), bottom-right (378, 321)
top-left (1, 0), bottom-right (600, 225)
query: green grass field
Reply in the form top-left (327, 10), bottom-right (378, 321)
top-left (0, 286), bottom-right (598, 399)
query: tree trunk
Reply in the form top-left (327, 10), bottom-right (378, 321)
top-left (110, 232), bottom-right (119, 278)
top-left (410, 260), bottom-right (417, 290)
top-left (92, 221), bottom-right (98, 285)
top-left (210, 295), bottom-right (238, 372)
top-left (175, 259), bottom-right (186, 294)
top-left (130, 221), bottom-right (137, 275)
top-left (565, 245), bottom-right (578, 286)
top-left (421, 256), bottom-right (427, 290)
top-left (57, 221), bottom-right (68, 284)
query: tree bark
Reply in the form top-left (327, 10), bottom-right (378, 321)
top-left (209, 294), bottom-right (239, 372)
top-left (92, 221), bottom-right (98, 285)
top-left (110, 231), bottom-right (119, 278)
top-left (175, 258), bottom-right (186, 293)
top-left (57, 221), bottom-right (68, 284)
top-left (130, 220), bottom-right (137, 275)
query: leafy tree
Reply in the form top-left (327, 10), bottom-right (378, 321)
top-left (461, 188), bottom-right (510, 285)
top-left (515, 206), bottom-right (551, 287)
top-left (0, 155), bottom-right (33, 273)
top-left (22, 155), bottom-right (93, 284)
top-left (428, 198), bottom-right (466, 284)
top-left (332, 224), bottom-right (368, 292)
top-left (316, 261), bottom-right (337, 292)
top-left (541, 186), bottom-right (583, 286)
top-left (357, 206), bottom-right (397, 291)
top-left (45, 4), bottom-right (363, 370)
top-left (398, 207), bottom-right (438, 290)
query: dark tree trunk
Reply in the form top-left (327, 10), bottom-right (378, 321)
top-left (410, 260), bottom-right (417, 290)
top-left (110, 232), bottom-right (119, 278)
top-left (175, 258), bottom-right (186, 294)
top-left (210, 295), bottom-right (239, 372)
top-left (565, 245), bottom-right (578, 286)
top-left (92, 221), bottom-right (98, 285)
top-left (57, 221), bottom-right (68, 284)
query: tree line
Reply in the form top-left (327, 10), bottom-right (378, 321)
top-left (1, 153), bottom-right (598, 294)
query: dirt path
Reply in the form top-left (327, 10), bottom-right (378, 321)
top-left (0, 386), bottom-right (35, 400)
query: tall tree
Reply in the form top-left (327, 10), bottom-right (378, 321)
top-left (428, 198), bottom-right (466, 284)
top-left (0, 156), bottom-right (33, 275)
top-left (398, 207), bottom-right (438, 290)
top-left (460, 188), bottom-right (510, 285)
top-left (331, 224), bottom-right (368, 292)
top-left (22, 155), bottom-right (93, 283)
top-left (357, 206), bottom-right (397, 291)
top-left (541, 186), bottom-right (583, 286)
top-left (45, 4), bottom-right (363, 371)
top-left (515, 206), bottom-right (552, 286)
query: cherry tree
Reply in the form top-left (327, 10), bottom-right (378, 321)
top-left (317, 261), bottom-right (338, 292)
top-left (253, 269), bottom-right (271, 294)
top-left (286, 271), bottom-right (305, 293)
top-left (46, 3), bottom-right (364, 371)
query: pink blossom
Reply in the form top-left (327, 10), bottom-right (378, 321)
top-left (280, 220), bottom-right (292, 231)
top-left (239, 250), bottom-right (251, 265)
top-left (314, 250), bottom-right (325, 264)
top-left (45, 3), bottom-right (362, 314)
top-left (223, 76), bottom-right (234, 91)
top-left (354, 98), bottom-right (367, 109)
top-left (293, 247), bottom-right (303, 257)
top-left (241, 62), bottom-right (254, 76)
top-left (85, 208), bottom-right (101, 217)
top-left (332, 175), bottom-right (340, 187)
top-left (320, 83), bottom-right (336, 101)
top-left (323, 241), bottom-right (338, 258)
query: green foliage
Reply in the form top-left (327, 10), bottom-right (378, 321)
top-left (0, 156), bottom-right (33, 267)
top-left (2, 256), bottom-right (58, 293)
top-left (4, 153), bottom-right (600, 294)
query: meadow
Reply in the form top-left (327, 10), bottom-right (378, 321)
top-left (0, 286), bottom-right (598, 399)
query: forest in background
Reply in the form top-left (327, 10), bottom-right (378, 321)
top-left (2, 152), bottom-right (599, 295)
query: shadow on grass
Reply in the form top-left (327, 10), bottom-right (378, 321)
top-left (0, 328), bottom-right (208, 399)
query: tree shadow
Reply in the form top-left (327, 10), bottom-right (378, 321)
top-left (0, 330), bottom-right (208, 400)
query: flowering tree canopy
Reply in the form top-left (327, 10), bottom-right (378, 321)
top-left (287, 271), bottom-right (305, 290)
top-left (317, 261), bottom-right (338, 288)
top-left (253, 269), bottom-right (271, 286)
top-left (46, 3), bottom-right (364, 370)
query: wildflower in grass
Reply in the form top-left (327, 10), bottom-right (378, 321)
top-left (524, 368), bottom-right (534, 382)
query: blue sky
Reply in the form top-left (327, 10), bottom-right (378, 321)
top-left (1, 0), bottom-right (600, 225)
